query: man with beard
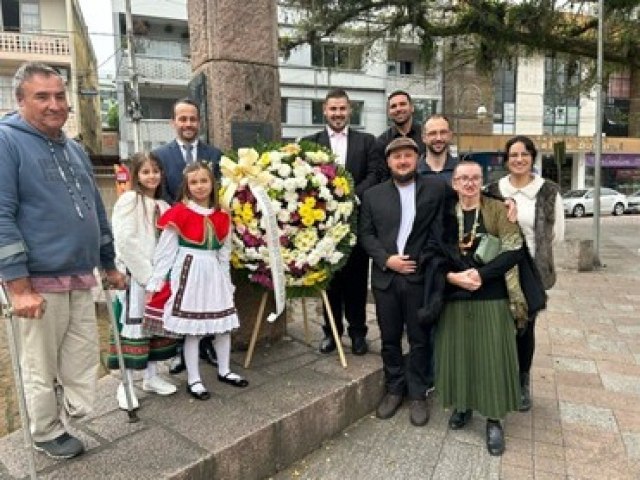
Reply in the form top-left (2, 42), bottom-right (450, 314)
top-left (359, 137), bottom-right (446, 427)
top-left (152, 98), bottom-right (222, 372)
top-left (304, 88), bottom-right (381, 355)
top-left (418, 114), bottom-right (458, 184)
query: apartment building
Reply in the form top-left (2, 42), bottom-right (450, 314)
top-left (0, 0), bottom-right (101, 153)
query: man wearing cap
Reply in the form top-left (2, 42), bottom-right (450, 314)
top-left (359, 137), bottom-right (446, 427)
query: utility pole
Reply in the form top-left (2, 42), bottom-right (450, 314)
top-left (124, 0), bottom-right (142, 153)
top-left (592, 0), bottom-right (604, 267)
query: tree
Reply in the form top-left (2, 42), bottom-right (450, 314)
top-left (106, 101), bottom-right (119, 131)
top-left (280, 0), bottom-right (640, 135)
top-left (280, 1), bottom-right (640, 69)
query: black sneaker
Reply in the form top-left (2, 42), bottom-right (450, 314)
top-left (34, 432), bottom-right (84, 459)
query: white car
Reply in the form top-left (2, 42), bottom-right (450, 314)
top-left (562, 188), bottom-right (627, 217)
top-left (626, 190), bottom-right (640, 214)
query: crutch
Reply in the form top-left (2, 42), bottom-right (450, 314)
top-left (101, 279), bottom-right (139, 423)
top-left (0, 282), bottom-right (38, 480)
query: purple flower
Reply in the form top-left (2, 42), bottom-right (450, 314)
top-left (318, 164), bottom-right (337, 180)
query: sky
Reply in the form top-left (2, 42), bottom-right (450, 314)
top-left (78, 0), bottom-right (117, 78)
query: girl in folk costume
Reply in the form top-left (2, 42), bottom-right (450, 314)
top-left (145, 162), bottom-right (248, 401)
top-left (108, 152), bottom-right (178, 410)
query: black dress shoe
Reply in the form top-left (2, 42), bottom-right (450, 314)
top-left (169, 353), bottom-right (186, 374)
top-left (486, 419), bottom-right (505, 456)
top-left (319, 336), bottom-right (337, 354)
top-left (409, 399), bottom-right (430, 426)
top-left (199, 342), bottom-right (218, 367)
top-left (448, 409), bottom-right (473, 430)
top-left (351, 336), bottom-right (368, 356)
top-left (186, 381), bottom-right (210, 401)
top-left (218, 373), bottom-right (249, 388)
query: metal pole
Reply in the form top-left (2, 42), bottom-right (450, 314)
top-left (102, 281), bottom-right (139, 422)
top-left (592, 0), bottom-right (604, 267)
top-left (0, 283), bottom-right (38, 480)
top-left (125, 0), bottom-right (142, 153)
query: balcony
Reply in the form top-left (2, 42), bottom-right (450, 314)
top-left (119, 39), bottom-right (192, 85)
top-left (0, 31), bottom-right (70, 62)
top-left (122, 118), bottom-right (174, 153)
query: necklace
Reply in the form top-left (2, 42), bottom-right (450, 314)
top-left (48, 141), bottom-right (92, 219)
top-left (456, 203), bottom-right (479, 252)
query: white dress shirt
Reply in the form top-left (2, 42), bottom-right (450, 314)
top-left (396, 182), bottom-right (416, 254)
top-left (327, 126), bottom-right (348, 166)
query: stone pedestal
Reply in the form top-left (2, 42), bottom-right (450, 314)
top-left (188, 0), bottom-right (284, 350)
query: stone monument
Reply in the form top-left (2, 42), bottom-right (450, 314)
top-left (188, 0), bottom-right (284, 349)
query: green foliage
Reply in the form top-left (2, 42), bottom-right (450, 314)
top-left (106, 102), bottom-right (119, 131)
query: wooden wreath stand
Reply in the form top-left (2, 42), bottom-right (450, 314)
top-left (244, 291), bottom-right (347, 369)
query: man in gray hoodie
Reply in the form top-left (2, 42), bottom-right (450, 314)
top-left (0, 62), bottom-right (125, 459)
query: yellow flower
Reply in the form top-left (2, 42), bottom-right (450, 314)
top-left (294, 228), bottom-right (318, 252)
top-left (233, 202), bottom-right (255, 224)
top-left (280, 143), bottom-right (301, 156)
top-left (332, 176), bottom-right (351, 195)
top-left (302, 269), bottom-right (327, 286)
top-left (299, 197), bottom-right (326, 227)
top-left (231, 251), bottom-right (244, 269)
top-left (258, 152), bottom-right (271, 167)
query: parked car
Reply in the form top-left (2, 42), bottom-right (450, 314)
top-left (562, 188), bottom-right (627, 217)
top-left (626, 190), bottom-right (640, 214)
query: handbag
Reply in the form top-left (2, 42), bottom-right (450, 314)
top-left (473, 233), bottom-right (501, 264)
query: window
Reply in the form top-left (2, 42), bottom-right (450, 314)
top-left (412, 99), bottom-right (438, 125)
top-left (493, 60), bottom-right (516, 134)
top-left (543, 56), bottom-right (580, 135)
top-left (311, 43), bottom-right (363, 70)
top-left (20, 0), bottom-right (40, 32)
top-left (604, 71), bottom-right (630, 137)
top-left (1, 0), bottom-right (19, 31)
top-left (0, 76), bottom-right (13, 110)
top-left (281, 98), bottom-right (288, 124)
top-left (311, 99), bottom-right (364, 126)
top-left (387, 61), bottom-right (414, 76)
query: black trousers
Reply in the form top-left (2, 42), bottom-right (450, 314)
top-left (517, 312), bottom-right (538, 374)
top-left (373, 275), bottom-right (434, 400)
top-left (322, 244), bottom-right (369, 339)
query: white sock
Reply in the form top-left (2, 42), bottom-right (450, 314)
top-left (184, 335), bottom-right (203, 387)
top-left (144, 361), bottom-right (157, 380)
top-left (213, 332), bottom-right (231, 377)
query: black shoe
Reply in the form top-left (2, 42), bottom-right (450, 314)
top-left (34, 432), bottom-right (84, 459)
top-left (186, 381), bottom-right (210, 400)
top-left (486, 419), bottom-right (505, 456)
top-left (376, 393), bottom-right (403, 419)
top-left (217, 372), bottom-right (249, 388)
top-left (351, 336), bottom-right (368, 355)
top-left (448, 409), bottom-right (473, 430)
top-left (319, 336), bottom-right (337, 354)
top-left (199, 339), bottom-right (218, 367)
top-left (409, 399), bottom-right (430, 426)
top-left (168, 353), bottom-right (186, 374)
top-left (519, 371), bottom-right (531, 412)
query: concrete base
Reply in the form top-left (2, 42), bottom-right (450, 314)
top-left (0, 298), bottom-right (383, 479)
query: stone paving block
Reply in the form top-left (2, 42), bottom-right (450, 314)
top-left (533, 455), bottom-right (566, 476)
top-left (82, 408), bottom-right (147, 443)
top-left (501, 436), bottom-right (533, 470)
top-left (533, 426), bottom-right (563, 445)
top-left (558, 384), bottom-right (640, 413)
top-left (549, 327), bottom-right (585, 343)
top-left (622, 432), bottom-right (640, 459)
top-left (499, 462), bottom-right (534, 480)
top-left (601, 372), bottom-right (640, 395)
top-left (559, 401), bottom-right (617, 431)
top-left (555, 371), bottom-right (602, 389)
top-left (553, 356), bottom-right (598, 373)
top-left (432, 437), bottom-right (500, 480)
top-left (614, 409), bottom-right (640, 433)
top-left (565, 447), bottom-right (634, 480)
top-left (587, 334), bottom-right (631, 354)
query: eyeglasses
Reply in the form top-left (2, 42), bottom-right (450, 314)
top-left (453, 175), bottom-right (482, 184)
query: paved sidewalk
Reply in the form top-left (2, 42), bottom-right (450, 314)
top-left (0, 217), bottom-right (638, 479)
top-left (275, 217), bottom-right (640, 480)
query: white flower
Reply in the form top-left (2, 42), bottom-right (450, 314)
top-left (277, 163), bottom-right (292, 177)
top-left (307, 251), bottom-right (322, 266)
top-left (270, 178), bottom-right (284, 191)
top-left (306, 150), bottom-right (331, 165)
top-left (336, 201), bottom-right (354, 218)
top-left (328, 252), bottom-right (344, 264)
top-left (326, 199), bottom-right (338, 212)
top-left (268, 151), bottom-right (284, 165)
top-left (283, 178), bottom-right (298, 191)
top-left (277, 209), bottom-right (291, 223)
top-left (318, 186), bottom-right (332, 201)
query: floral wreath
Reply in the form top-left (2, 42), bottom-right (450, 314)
top-left (220, 140), bottom-right (357, 298)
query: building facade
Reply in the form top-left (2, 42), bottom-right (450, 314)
top-left (0, 0), bottom-right (101, 153)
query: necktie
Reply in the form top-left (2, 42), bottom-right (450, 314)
top-left (184, 144), bottom-right (194, 164)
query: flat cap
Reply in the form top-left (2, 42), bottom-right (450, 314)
top-left (385, 137), bottom-right (419, 157)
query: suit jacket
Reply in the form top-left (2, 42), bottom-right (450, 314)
top-left (359, 175), bottom-right (446, 290)
top-left (152, 139), bottom-right (222, 204)
top-left (303, 128), bottom-right (382, 199)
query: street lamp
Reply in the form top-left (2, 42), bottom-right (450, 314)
top-left (453, 83), bottom-right (488, 158)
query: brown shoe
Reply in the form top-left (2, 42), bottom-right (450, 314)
top-left (376, 393), bottom-right (403, 419)
top-left (409, 399), bottom-right (430, 426)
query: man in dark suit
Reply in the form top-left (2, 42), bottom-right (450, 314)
top-left (153, 98), bottom-right (222, 203)
top-left (303, 88), bottom-right (382, 355)
top-left (152, 98), bottom-right (222, 372)
top-left (359, 137), bottom-right (446, 427)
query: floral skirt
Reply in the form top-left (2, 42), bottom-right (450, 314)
top-left (435, 298), bottom-right (520, 420)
